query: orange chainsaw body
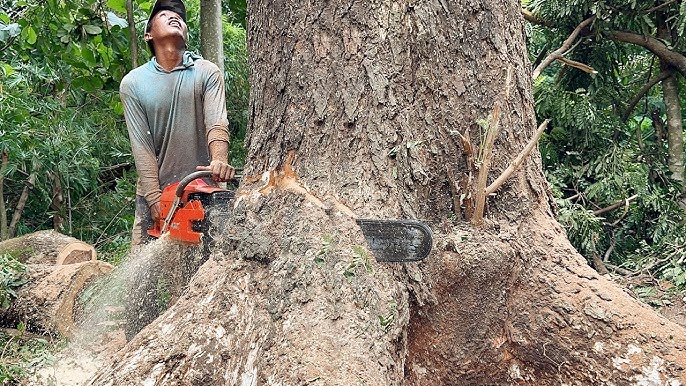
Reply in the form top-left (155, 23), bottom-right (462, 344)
top-left (147, 178), bottom-right (227, 244)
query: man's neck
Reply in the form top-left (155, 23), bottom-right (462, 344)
top-left (154, 45), bottom-right (185, 71)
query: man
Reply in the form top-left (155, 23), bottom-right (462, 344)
top-left (119, 0), bottom-right (234, 338)
top-left (121, 0), bottom-right (234, 247)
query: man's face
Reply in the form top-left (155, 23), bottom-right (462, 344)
top-left (145, 10), bottom-right (188, 48)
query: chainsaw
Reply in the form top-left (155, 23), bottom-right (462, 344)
top-left (148, 171), bottom-right (433, 262)
top-left (147, 170), bottom-right (233, 244)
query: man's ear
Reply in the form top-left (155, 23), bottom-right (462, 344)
top-left (144, 32), bottom-right (152, 42)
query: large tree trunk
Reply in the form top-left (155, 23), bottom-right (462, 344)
top-left (0, 230), bottom-right (97, 265)
top-left (0, 231), bottom-right (107, 337)
top-left (91, 0), bottom-right (686, 384)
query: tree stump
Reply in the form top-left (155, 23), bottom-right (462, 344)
top-left (0, 260), bottom-right (113, 337)
top-left (0, 230), bottom-right (97, 265)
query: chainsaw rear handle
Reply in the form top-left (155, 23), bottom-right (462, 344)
top-left (175, 171), bottom-right (214, 197)
top-left (174, 170), bottom-right (242, 198)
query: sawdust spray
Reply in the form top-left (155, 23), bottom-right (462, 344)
top-left (27, 235), bottom-right (183, 386)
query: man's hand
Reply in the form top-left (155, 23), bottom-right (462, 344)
top-left (150, 202), bottom-right (162, 222)
top-left (197, 160), bottom-right (235, 182)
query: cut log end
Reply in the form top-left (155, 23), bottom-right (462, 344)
top-left (57, 241), bottom-right (97, 265)
top-left (0, 259), bottom-right (113, 337)
top-left (0, 230), bottom-right (96, 265)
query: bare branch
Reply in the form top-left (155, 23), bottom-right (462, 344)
top-left (602, 238), bottom-right (616, 263)
top-left (532, 16), bottom-right (596, 79)
top-left (0, 35), bottom-right (18, 53)
top-left (622, 69), bottom-right (674, 122)
top-left (608, 31), bottom-right (686, 76)
top-left (532, 43), bottom-right (550, 70)
top-left (644, 0), bottom-right (678, 14)
top-left (486, 119), bottom-right (550, 196)
top-left (592, 194), bottom-right (639, 216)
top-left (472, 67), bottom-right (513, 226)
top-left (522, 9), bottom-right (553, 27)
top-left (605, 263), bottom-right (633, 276)
top-left (556, 57), bottom-right (597, 75)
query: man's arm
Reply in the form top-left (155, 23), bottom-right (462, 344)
top-left (120, 88), bottom-right (163, 220)
top-left (202, 140), bottom-right (234, 181)
top-left (196, 62), bottom-right (234, 181)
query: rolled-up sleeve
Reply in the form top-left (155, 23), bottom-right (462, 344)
top-left (120, 81), bottom-right (162, 207)
top-left (202, 65), bottom-right (230, 145)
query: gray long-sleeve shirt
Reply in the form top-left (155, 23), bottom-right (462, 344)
top-left (120, 51), bottom-right (229, 207)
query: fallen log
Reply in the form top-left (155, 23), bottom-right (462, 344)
top-left (0, 260), bottom-right (113, 337)
top-left (0, 230), bottom-right (97, 265)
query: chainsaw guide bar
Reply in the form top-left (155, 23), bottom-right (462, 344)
top-left (152, 172), bottom-right (432, 263)
top-left (356, 219), bottom-right (433, 262)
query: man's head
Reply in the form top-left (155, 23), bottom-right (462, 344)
top-left (145, 0), bottom-right (188, 57)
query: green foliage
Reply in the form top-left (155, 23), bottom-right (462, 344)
top-left (0, 325), bottom-right (57, 384)
top-left (315, 234), bottom-right (335, 265)
top-left (627, 236), bottom-right (686, 287)
top-left (0, 253), bottom-right (28, 310)
top-left (527, 0), bottom-right (686, 288)
top-left (343, 246), bottom-right (373, 279)
top-left (378, 301), bottom-right (397, 333)
top-left (1, 0), bottom-right (136, 263)
top-left (556, 201), bottom-right (603, 258)
top-left (1, 0), bottom-right (249, 266)
top-left (223, 0), bottom-right (247, 27)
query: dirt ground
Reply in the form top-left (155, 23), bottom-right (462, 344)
top-left (25, 329), bottom-right (126, 386)
top-left (608, 272), bottom-right (686, 328)
top-left (661, 293), bottom-right (686, 327)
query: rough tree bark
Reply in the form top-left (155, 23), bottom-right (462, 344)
top-left (91, 0), bottom-right (686, 384)
top-left (200, 0), bottom-right (224, 72)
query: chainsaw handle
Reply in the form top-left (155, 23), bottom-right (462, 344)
top-left (175, 171), bottom-right (214, 197)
